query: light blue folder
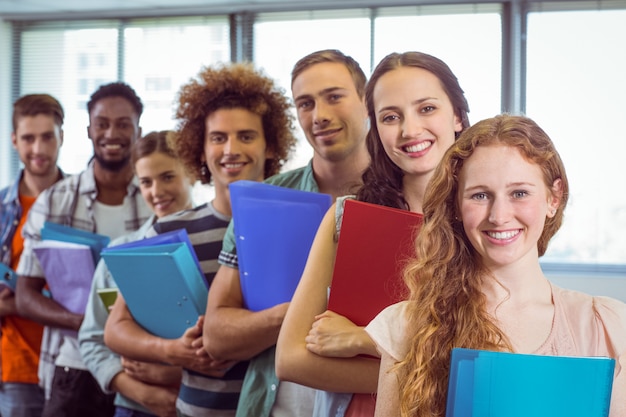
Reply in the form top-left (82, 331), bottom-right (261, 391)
top-left (41, 221), bottom-right (110, 264)
top-left (104, 228), bottom-right (206, 286)
top-left (229, 180), bottom-right (332, 312)
top-left (446, 348), bottom-right (615, 417)
top-left (101, 242), bottom-right (208, 339)
top-left (0, 263), bottom-right (17, 292)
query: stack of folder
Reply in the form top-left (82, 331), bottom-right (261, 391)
top-left (101, 229), bottom-right (208, 339)
top-left (229, 180), bottom-right (332, 312)
top-left (446, 348), bottom-right (615, 417)
top-left (33, 222), bottom-right (110, 314)
top-left (327, 199), bottom-right (423, 326)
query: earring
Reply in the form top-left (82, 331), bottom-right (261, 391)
top-left (200, 163), bottom-right (209, 179)
top-left (551, 208), bottom-right (557, 215)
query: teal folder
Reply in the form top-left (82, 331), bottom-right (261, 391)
top-left (0, 263), bottom-right (17, 292)
top-left (446, 348), bottom-right (615, 417)
top-left (229, 180), bottom-right (332, 312)
top-left (41, 221), bottom-right (110, 264)
top-left (101, 242), bottom-right (208, 339)
top-left (104, 228), bottom-right (206, 286)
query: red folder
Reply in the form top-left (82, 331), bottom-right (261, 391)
top-left (327, 199), bottom-right (423, 326)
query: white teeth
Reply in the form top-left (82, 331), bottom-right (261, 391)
top-left (487, 230), bottom-right (520, 240)
top-left (224, 163), bottom-right (244, 169)
top-left (404, 141), bottom-right (432, 153)
top-left (104, 144), bottom-right (121, 149)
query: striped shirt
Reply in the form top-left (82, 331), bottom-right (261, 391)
top-left (147, 203), bottom-right (249, 417)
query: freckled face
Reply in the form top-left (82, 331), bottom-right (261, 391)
top-left (458, 145), bottom-right (560, 269)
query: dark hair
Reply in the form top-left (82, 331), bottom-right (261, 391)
top-left (356, 51), bottom-right (471, 209)
top-left (174, 62), bottom-right (296, 184)
top-left (12, 94), bottom-right (64, 132)
top-left (87, 82), bottom-right (143, 118)
top-left (291, 49), bottom-right (367, 99)
top-left (131, 130), bottom-right (178, 167)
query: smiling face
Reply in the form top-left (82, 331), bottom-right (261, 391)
top-left (12, 114), bottom-right (63, 178)
top-left (292, 62), bottom-right (368, 163)
top-left (203, 107), bottom-right (271, 192)
top-left (458, 144), bottom-right (561, 270)
top-left (374, 66), bottom-right (462, 179)
top-left (135, 151), bottom-right (193, 219)
top-left (88, 96), bottom-right (142, 171)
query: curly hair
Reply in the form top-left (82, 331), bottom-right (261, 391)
top-left (356, 52), bottom-right (470, 209)
top-left (173, 63), bottom-right (296, 184)
top-left (397, 114), bottom-right (569, 417)
top-left (87, 82), bottom-right (143, 118)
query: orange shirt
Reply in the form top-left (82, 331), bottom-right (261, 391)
top-left (1, 193), bottom-right (44, 383)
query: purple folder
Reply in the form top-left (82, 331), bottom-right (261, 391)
top-left (33, 241), bottom-right (95, 314)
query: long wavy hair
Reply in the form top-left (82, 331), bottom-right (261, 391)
top-left (356, 52), bottom-right (470, 209)
top-left (396, 114), bottom-right (569, 417)
top-left (174, 62), bottom-right (296, 184)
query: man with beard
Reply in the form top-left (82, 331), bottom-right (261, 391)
top-left (0, 93), bottom-right (65, 417)
top-left (15, 82), bottom-right (152, 417)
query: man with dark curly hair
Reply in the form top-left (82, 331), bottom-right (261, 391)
top-left (204, 50), bottom-right (371, 417)
top-left (104, 62), bottom-right (297, 417)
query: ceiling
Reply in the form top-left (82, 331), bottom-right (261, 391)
top-left (0, 0), bottom-right (416, 21)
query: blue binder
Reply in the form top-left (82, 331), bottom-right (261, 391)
top-left (0, 263), bottom-right (17, 292)
top-left (101, 242), bottom-right (208, 339)
top-left (41, 221), bottom-right (110, 264)
top-left (446, 348), bottom-right (615, 417)
top-left (103, 228), bottom-right (206, 286)
top-left (229, 180), bottom-right (332, 312)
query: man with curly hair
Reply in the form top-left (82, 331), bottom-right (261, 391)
top-left (203, 50), bottom-right (371, 417)
top-left (104, 62), bottom-right (297, 417)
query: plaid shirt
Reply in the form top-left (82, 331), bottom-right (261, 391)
top-left (15, 159), bottom-right (151, 398)
top-left (16, 159), bottom-right (151, 279)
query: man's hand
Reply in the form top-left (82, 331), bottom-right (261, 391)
top-left (121, 358), bottom-right (181, 387)
top-left (0, 288), bottom-right (17, 317)
top-left (165, 316), bottom-right (237, 377)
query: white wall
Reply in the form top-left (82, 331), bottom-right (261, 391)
top-left (548, 274), bottom-right (626, 303)
top-left (0, 19), bottom-right (11, 188)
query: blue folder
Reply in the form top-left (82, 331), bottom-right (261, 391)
top-left (0, 263), bottom-right (17, 292)
top-left (101, 242), bottom-right (208, 339)
top-left (41, 221), bottom-right (110, 264)
top-left (446, 348), bottom-right (615, 417)
top-left (229, 180), bottom-right (332, 312)
top-left (103, 228), bottom-right (206, 286)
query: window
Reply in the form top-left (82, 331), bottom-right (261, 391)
top-left (15, 17), bottom-right (230, 179)
top-left (4, 2), bottom-right (626, 271)
top-left (374, 5), bottom-right (502, 124)
top-left (527, 6), bottom-right (626, 265)
top-left (254, 10), bottom-right (372, 170)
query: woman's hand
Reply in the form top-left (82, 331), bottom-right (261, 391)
top-left (305, 310), bottom-right (380, 358)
